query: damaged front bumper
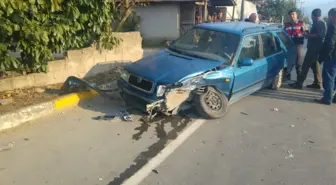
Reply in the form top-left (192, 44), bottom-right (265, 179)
top-left (61, 76), bottom-right (195, 119)
top-left (118, 79), bottom-right (193, 118)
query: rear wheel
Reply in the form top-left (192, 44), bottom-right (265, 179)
top-left (271, 69), bottom-right (283, 90)
top-left (195, 87), bottom-right (229, 119)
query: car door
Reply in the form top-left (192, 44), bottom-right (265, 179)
top-left (276, 31), bottom-right (297, 70)
top-left (231, 34), bottom-right (263, 101)
top-left (255, 32), bottom-right (285, 86)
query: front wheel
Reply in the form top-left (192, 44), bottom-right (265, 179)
top-left (270, 69), bottom-right (283, 90)
top-left (195, 87), bottom-right (229, 119)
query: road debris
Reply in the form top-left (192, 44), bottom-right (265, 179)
top-left (308, 141), bottom-right (315, 143)
top-left (120, 110), bottom-right (132, 122)
top-left (92, 114), bottom-right (117, 121)
top-left (285, 149), bottom-right (294, 159)
top-left (24, 138), bottom-right (29, 141)
top-left (290, 125), bottom-right (295, 128)
top-left (152, 169), bottom-right (159, 174)
top-left (98, 177), bottom-right (103, 181)
top-left (272, 108), bottom-right (279, 112)
top-left (240, 112), bottom-right (248, 115)
top-left (0, 142), bottom-right (14, 152)
top-left (241, 130), bottom-right (248, 135)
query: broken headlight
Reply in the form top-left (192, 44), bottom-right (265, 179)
top-left (156, 85), bottom-right (167, 97)
top-left (180, 76), bottom-right (206, 90)
top-left (120, 71), bottom-right (130, 82)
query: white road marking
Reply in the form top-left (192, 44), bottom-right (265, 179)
top-left (121, 119), bottom-right (206, 185)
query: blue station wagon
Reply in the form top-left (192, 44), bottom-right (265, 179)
top-left (117, 22), bottom-right (297, 119)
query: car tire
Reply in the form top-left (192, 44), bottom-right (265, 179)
top-left (195, 87), bottom-right (229, 119)
top-left (271, 69), bottom-right (283, 90)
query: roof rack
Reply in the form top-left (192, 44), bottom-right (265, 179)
top-left (242, 23), bottom-right (283, 33)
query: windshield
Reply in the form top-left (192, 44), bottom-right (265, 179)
top-left (169, 27), bottom-right (240, 64)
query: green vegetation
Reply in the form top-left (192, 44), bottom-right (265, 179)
top-left (258, 0), bottom-right (302, 23)
top-left (0, 0), bottom-right (142, 74)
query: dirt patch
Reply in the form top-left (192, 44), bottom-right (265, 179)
top-left (84, 66), bottom-right (123, 85)
top-left (0, 67), bottom-right (123, 114)
top-left (0, 71), bottom-right (24, 79)
top-left (0, 84), bottom-right (63, 114)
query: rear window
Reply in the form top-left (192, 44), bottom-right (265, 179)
top-left (276, 31), bottom-right (294, 49)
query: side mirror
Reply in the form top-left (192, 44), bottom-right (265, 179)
top-left (240, 58), bottom-right (253, 66)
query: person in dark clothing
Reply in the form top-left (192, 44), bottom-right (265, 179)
top-left (289, 8), bottom-right (327, 89)
top-left (315, 8), bottom-right (336, 105)
top-left (284, 9), bottom-right (305, 81)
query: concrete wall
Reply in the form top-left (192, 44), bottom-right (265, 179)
top-left (0, 32), bottom-right (143, 91)
top-left (136, 3), bottom-right (180, 44)
top-left (225, 0), bottom-right (257, 20)
top-left (180, 3), bottom-right (196, 35)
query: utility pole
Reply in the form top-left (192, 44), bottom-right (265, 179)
top-left (240, 0), bottom-right (245, 21)
top-left (204, 0), bottom-right (208, 22)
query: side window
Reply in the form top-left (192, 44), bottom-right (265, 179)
top-left (260, 33), bottom-right (281, 57)
top-left (274, 36), bottom-right (281, 52)
top-left (238, 35), bottom-right (261, 62)
top-left (276, 31), bottom-right (294, 49)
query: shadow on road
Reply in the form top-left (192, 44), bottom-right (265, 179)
top-left (252, 86), bottom-right (322, 103)
top-left (107, 113), bottom-right (192, 185)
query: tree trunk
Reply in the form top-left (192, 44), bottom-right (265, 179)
top-left (115, 0), bottom-right (133, 32)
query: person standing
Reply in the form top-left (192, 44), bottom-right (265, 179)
top-left (206, 14), bottom-right (213, 23)
top-left (216, 11), bottom-right (225, 22)
top-left (315, 8), bottom-right (336, 105)
top-left (284, 9), bottom-right (305, 81)
top-left (244, 13), bottom-right (259, 23)
top-left (289, 8), bottom-right (327, 89)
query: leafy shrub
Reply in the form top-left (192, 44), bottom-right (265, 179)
top-left (0, 0), bottom-right (120, 73)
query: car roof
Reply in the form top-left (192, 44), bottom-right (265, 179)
top-left (195, 21), bottom-right (283, 36)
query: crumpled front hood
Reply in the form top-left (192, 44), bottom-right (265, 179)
top-left (125, 50), bottom-right (223, 84)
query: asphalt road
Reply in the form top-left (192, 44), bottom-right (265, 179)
top-left (0, 48), bottom-right (335, 185)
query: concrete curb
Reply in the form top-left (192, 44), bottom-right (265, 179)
top-left (0, 90), bottom-right (98, 132)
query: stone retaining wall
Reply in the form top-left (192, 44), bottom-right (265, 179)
top-left (0, 32), bottom-right (143, 91)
